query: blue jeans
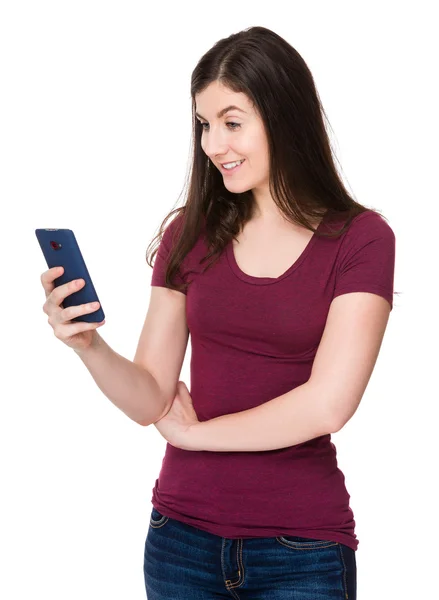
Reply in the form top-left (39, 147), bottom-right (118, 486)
top-left (144, 507), bottom-right (356, 599)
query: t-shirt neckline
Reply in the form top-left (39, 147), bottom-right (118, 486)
top-left (226, 211), bottom-right (330, 286)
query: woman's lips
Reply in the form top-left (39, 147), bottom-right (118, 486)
top-left (220, 159), bottom-right (245, 175)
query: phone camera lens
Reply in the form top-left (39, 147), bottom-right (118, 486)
top-left (50, 241), bottom-right (62, 250)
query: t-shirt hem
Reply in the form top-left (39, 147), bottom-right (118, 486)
top-left (333, 285), bottom-right (393, 309)
top-left (150, 281), bottom-right (188, 295)
top-left (151, 503), bottom-right (358, 552)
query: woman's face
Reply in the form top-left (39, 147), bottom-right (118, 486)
top-left (195, 81), bottom-right (270, 195)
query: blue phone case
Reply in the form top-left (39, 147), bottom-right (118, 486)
top-left (35, 228), bottom-right (105, 323)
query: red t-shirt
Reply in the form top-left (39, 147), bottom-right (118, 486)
top-left (150, 208), bottom-right (395, 551)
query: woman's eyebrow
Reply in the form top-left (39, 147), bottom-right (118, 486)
top-left (195, 105), bottom-right (247, 120)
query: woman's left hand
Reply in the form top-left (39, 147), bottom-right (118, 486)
top-left (153, 381), bottom-right (200, 449)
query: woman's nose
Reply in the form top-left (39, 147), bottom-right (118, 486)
top-left (203, 130), bottom-right (228, 158)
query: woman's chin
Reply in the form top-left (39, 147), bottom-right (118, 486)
top-left (223, 180), bottom-right (251, 192)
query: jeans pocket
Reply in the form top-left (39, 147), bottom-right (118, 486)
top-left (276, 535), bottom-right (339, 549)
top-left (149, 506), bottom-right (170, 529)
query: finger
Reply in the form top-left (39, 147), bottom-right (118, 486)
top-left (41, 266), bottom-right (64, 299)
top-left (53, 319), bottom-right (105, 341)
top-left (49, 277), bottom-right (85, 309)
top-left (58, 301), bottom-right (101, 324)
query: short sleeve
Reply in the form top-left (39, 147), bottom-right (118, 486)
top-left (151, 214), bottom-right (187, 293)
top-left (333, 212), bottom-right (396, 310)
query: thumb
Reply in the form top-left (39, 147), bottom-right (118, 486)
top-left (177, 381), bottom-right (191, 398)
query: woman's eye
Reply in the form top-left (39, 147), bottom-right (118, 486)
top-left (199, 122), bottom-right (241, 131)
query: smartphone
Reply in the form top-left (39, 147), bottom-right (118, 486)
top-left (35, 228), bottom-right (105, 323)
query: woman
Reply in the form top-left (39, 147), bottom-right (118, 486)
top-left (40, 26), bottom-right (395, 599)
top-left (144, 24), bottom-right (395, 599)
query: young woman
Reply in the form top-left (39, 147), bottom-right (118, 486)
top-left (40, 26), bottom-right (395, 600)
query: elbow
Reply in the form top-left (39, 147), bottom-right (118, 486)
top-left (138, 397), bottom-right (172, 427)
top-left (309, 380), bottom-right (350, 434)
top-left (328, 415), bottom-right (343, 434)
top-left (325, 402), bottom-right (344, 433)
top-left (327, 408), bottom-right (350, 433)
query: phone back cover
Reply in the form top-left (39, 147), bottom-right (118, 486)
top-left (35, 228), bottom-right (105, 323)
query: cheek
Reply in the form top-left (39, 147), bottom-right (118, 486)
top-left (241, 133), bottom-right (266, 157)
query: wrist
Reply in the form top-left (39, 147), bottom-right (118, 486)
top-left (178, 422), bottom-right (202, 451)
top-left (74, 331), bottom-right (102, 358)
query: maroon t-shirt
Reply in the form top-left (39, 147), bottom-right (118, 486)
top-left (150, 208), bottom-right (395, 551)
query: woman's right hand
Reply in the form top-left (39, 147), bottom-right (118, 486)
top-left (41, 266), bottom-right (106, 351)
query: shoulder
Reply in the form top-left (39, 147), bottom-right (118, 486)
top-left (349, 209), bottom-right (393, 233)
top-left (332, 209), bottom-right (396, 287)
top-left (330, 209), bottom-right (395, 246)
top-left (328, 209), bottom-right (396, 280)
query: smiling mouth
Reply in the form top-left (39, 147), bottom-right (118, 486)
top-left (220, 159), bottom-right (245, 173)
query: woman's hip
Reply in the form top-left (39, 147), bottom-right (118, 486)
top-left (144, 506), bottom-right (356, 600)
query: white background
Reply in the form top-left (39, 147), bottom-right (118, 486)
top-left (1, 1), bottom-right (437, 598)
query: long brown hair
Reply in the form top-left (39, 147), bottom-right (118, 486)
top-left (146, 26), bottom-right (387, 294)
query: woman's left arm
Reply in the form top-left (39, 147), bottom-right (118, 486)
top-left (172, 292), bottom-right (391, 452)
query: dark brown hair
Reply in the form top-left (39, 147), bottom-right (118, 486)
top-left (146, 26), bottom-right (387, 294)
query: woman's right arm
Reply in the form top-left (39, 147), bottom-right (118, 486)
top-left (73, 332), bottom-right (170, 426)
top-left (41, 267), bottom-right (189, 427)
